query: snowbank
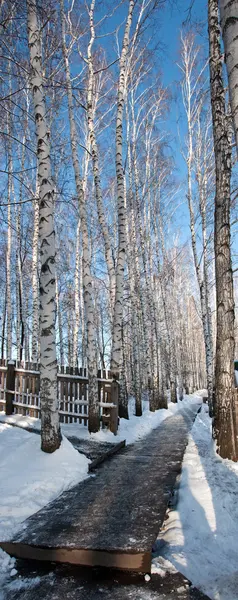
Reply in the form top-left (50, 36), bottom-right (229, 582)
top-left (0, 393), bottom-right (201, 447)
top-left (0, 424), bottom-right (89, 584)
top-left (62, 393), bottom-right (201, 445)
top-left (0, 392), bottom-right (201, 590)
top-left (152, 405), bottom-right (238, 600)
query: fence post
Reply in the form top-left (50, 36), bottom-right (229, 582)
top-left (6, 360), bottom-right (15, 415)
top-left (110, 378), bottom-right (119, 435)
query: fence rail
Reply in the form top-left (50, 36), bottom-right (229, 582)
top-left (0, 360), bottom-right (118, 433)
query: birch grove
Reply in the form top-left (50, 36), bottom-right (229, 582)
top-left (0, 0), bottom-right (237, 457)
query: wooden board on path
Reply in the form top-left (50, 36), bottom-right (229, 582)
top-left (0, 404), bottom-right (200, 573)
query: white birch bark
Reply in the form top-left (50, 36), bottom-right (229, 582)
top-left (180, 34), bottom-right (214, 410)
top-left (220, 0), bottom-right (238, 153)
top-left (73, 220), bottom-right (80, 368)
top-left (60, 0), bottom-right (99, 431)
top-left (130, 90), bottom-right (161, 409)
top-left (27, 0), bottom-right (61, 452)
top-left (73, 145), bottom-right (90, 370)
top-left (15, 127), bottom-right (27, 363)
top-left (56, 273), bottom-right (64, 367)
top-left (1, 284), bottom-right (6, 360)
top-left (16, 206), bottom-right (24, 362)
top-left (6, 112), bottom-right (12, 361)
top-left (111, 1), bottom-right (135, 418)
top-left (80, 248), bottom-right (86, 368)
top-left (195, 109), bottom-right (214, 410)
top-left (31, 182), bottom-right (40, 362)
top-left (86, 0), bottom-right (115, 315)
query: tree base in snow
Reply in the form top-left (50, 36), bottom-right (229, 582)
top-left (213, 387), bottom-right (238, 462)
top-left (41, 425), bottom-right (62, 454)
top-left (119, 403), bottom-right (129, 419)
top-left (88, 408), bottom-right (100, 433)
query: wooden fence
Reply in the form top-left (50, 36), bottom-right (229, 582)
top-left (0, 359), bottom-right (118, 433)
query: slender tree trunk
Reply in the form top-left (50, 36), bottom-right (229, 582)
top-left (111, 0), bottom-right (135, 418)
top-left (86, 0), bottom-right (115, 314)
top-left (181, 38), bottom-right (214, 410)
top-left (1, 283), bottom-right (7, 360)
top-left (73, 220), bottom-right (80, 368)
top-left (6, 115), bottom-right (12, 360)
top-left (208, 0), bottom-right (237, 461)
top-left (56, 274), bottom-right (64, 367)
top-left (124, 154), bottom-right (142, 416)
top-left (16, 137), bottom-right (26, 363)
top-left (27, 0), bottom-right (61, 452)
top-left (220, 0), bottom-right (238, 153)
top-left (31, 184), bottom-right (40, 362)
top-left (60, 0), bottom-right (99, 432)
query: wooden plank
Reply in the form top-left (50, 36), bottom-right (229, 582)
top-left (88, 440), bottom-right (126, 471)
top-left (0, 408), bottom-right (200, 574)
top-left (0, 542), bottom-right (151, 572)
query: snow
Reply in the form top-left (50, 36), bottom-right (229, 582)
top-left (0, 393), bottom-right (201, 447)
top-left (152, 404), bottom-right (238, 600)
top-left (0, 424), bottom-right (89, 589)
top-left (3, 391), bottom-right (228, 598)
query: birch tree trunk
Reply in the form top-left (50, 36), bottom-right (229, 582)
top-left (220, 0), bottom-right (238, 153)
top-left (31, 183), bottom-right (39, 362)
top-left (16, 132), bottom-right (26, 363)
top-left (1, 284), bottom-right (6, 360)
top-left (27, 0), bottom-right (61, 453)
top-left (180, 34), bottom-right (214, 411)
top-left (73, 220), bottom-right (80, 368)
top-left (111, 0), bottom-right (135, 419)
top-left (16, 207), bottom-right (24, 362)
top-left (56, 274), bottom-right (64, 367)
top-left (60, 0), bottom-right (99, 432)
top-left (208, 0), bottom-right (237, 461)
top-left (86, 0), bottom-right (115, 314)
top-left (6, 112), bottom-right (12, 360)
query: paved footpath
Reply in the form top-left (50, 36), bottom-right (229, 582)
top-left (1, 402), bottom-right (200, 575)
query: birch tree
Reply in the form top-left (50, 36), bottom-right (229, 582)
top-left (27, 0), bottom-right (61, 453)
top-left (111, 0), bottom-right (135, 418)
top-left (179, 32), bottom-right (214, 411)
top-left (86, 0), bottom-right (116, 316)
top-left (208, 0), bottom-right (237, 460)
top-left (59, 0), bottom-right (99, 432)
top-left (6, 113), bottom-right (12, 360)
top-left (31, 181), bottom-right (39, 362)
top-left (220, 0), bottom-right (238, 154)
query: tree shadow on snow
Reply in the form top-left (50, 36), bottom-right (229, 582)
top-left (153, 406), bottom-right (238, 600)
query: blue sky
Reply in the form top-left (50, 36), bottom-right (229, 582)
top-left (68, 0), bottom-right (237, 260)
top-left (157, 0), bottom-right (208, 245)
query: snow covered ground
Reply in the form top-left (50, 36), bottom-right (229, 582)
top-left (0, 392), bottom-right (200, 445)
top-left (6, 392), bottom-right (237, 600)
top-left (0, 425), bottom-right (90, 592)
top-left (0, 393), bottom-right (199, 594)
top-left (152, 405), bottom-right (238, 600)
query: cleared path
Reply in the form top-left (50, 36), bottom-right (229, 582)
top-left (2, 562), bottom-right (211, 599)
top-left (1, 402), bottom-right (199, 573)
